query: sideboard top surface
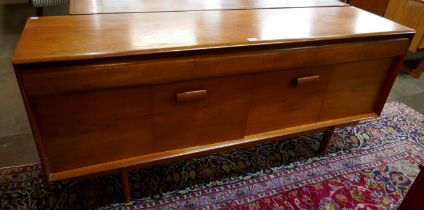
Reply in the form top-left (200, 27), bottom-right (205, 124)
top-left (13, 7), bottom-right (414, 64)
top-left (69, 0), bottom-right (347, 15)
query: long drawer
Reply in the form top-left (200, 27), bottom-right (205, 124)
top-left (194, 39), bottom-right (408, 78)
top-left (20, 39), bottom-right (409, 97)
top-left (21, 57), bottom-right (195, 97)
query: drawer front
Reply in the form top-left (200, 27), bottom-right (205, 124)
top-left (319, 58), bottom-right (395, 120)
top-left (246, 66), bottom-right (332, 135)
top-left (194, 39), bottom-right (409, 78)
top-left (31, 87), bottom-right (153, 172)
top-left (152, 76), bottom-right (252, 152)
top-left (21, 57), bottom-right (194, 97)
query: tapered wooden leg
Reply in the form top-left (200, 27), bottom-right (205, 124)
top-left (318, 126), bottom-right (335, 155)
top-left (120, 168), bottom-right (131, 202)
top-left (410, 57), bottom-right (424, 78)
top-left (402, 56), bottom-right (424, 78)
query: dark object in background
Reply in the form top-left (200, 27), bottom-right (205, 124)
top-left (30, 0), bottom-right (69, 16)
top-left (385, 0), bottom-right (424, 78)
top-left (399, 164), bottom-right (424, 210)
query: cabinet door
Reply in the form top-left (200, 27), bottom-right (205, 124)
top-left (152, 75), bottom-right (252, 152)
top-left (246, 66), bottom-right (332, 135)
top-left (319, 58), bottom-right (395, 120)
top-left (32, 87), bottom-right (154, 172)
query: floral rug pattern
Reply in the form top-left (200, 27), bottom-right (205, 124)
top-left (0, 101), bottom-right (423, 210)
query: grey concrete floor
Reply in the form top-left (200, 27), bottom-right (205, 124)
top-left (0, 3), bottom-right (423, 168)
top-left (0, 3), bottom-right (67, 167)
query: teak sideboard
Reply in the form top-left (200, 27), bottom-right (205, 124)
top-left (13, 7), bottom-right (414, 201)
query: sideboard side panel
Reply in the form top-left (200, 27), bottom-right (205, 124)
top-left (13, 65), bottom-right (52, 177)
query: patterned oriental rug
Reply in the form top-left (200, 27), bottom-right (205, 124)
top-left (0, 102), bottom-right (423, 210)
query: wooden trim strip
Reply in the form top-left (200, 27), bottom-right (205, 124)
top-left (48, 113), bottom-right (376, 181)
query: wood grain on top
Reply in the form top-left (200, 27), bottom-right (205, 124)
top-left (13, 7), bottom-right (414, 64)
top-left (69, 0), bottom-right (347, 15)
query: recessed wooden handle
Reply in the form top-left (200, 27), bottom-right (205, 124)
top-left (296, 75), bottom-right (320, 87)
top-left (176, 90), bottom-right (207, 103)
